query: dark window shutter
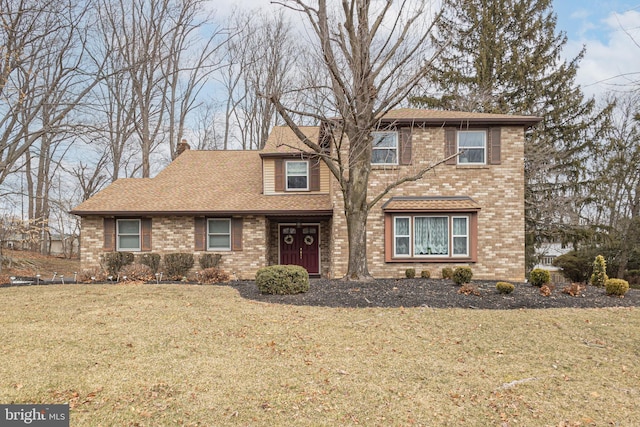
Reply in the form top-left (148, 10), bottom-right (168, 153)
top-left (398, 128), bottom-right (412, 165)
top-left (231, 218), bottom-right (243, 251)
top-left (488, 127), bottom-right (501, 164)
top-left (194, 217), bottom-right (206, 251)
top-left (141, 218), bottom-right (152, 251)
top-left (103, 218), bottom-right (115, 251)
top-left (274, 159), bottom-right (284, 192)
top-left (445, 128), bottom-right (457, 165)
top-left (309, 159), bottom-right (320, 191)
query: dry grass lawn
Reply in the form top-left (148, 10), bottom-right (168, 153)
top-left (0, 283), bottom-right (638, 426)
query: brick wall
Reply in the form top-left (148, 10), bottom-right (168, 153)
top-left (330, 125), bottom-right (526, 281)
top-left (79, 215), bottom-right (267, 280)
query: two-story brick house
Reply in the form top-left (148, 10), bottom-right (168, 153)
top-left (71, 108), bottom-right (540, 281)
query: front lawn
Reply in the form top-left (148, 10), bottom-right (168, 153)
top-left (1, 284), bottom-right (638, 426)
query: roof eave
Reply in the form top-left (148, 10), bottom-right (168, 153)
top-left (380, 117), bottom-right (542, 127)
top-left (70, 209), bottom-right (334, 217)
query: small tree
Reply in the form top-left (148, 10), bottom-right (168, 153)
top-left (590, 255), bottom-right (608, 287)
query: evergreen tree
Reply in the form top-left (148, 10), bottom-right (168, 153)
top-left (412, 0), bottom-right (612, 269)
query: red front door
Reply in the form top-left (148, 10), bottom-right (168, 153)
top-left (280, 225), bottom-right (320, 275)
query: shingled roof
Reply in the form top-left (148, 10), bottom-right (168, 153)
top-left (71, 150), bottom-right (332, 215)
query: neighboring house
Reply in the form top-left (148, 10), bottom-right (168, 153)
top-left (532, 242), bottom-right (571, 283)
top-left (71, 108), bottom-right (541, 281)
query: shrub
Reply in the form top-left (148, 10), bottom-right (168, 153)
top-left (119, 263), bottom-right (155, 282)
top-left (605, 278), bottom-right (629, 297)
top-left (420, 270), bottom-right (431, 279)
top-left (562, 282), bottom-right (585, 297)
top-left (540, 284), bottom-right (554, 297)
top-left (590, 255), bottom-right (608, 287)
top-left (496, 282), bottom-right (515, 294)
top-left (529, 268), bottom-right (551, 287)
top-left (553, 251), bottom-right (592, 283)
top-left (77, 267), bottom-right (108, 283)
top-left (441, 267), bottom-right (454, 279)
top-left (625, 270), bottom-right (640, 289)
top-left (199, 267), bottom-right (230, 284)
top-left (199, 253), bottom-right (222, 270)
top-left (405, 268), bottom-right (416, 278)
top-left (452, 266), bottom-right (473, 285)
top-left (255, 265), bottom-right (309, 295)
top-left (138, 253), bottom-right (161, 273)
top-left (101, 252), bottom-right (134, 276)
top-left (164, 253), bottom-right (195, 279)
top-left (458, 283), bottom-right (480, 296)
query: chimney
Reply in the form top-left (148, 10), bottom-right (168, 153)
top-left (176, 139), bottom-right (191, 157)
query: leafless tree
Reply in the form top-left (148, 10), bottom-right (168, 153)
top-left (267, 0), bottom-right (446, 280)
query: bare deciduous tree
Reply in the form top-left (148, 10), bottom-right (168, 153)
top-left (267, 0), bottom-right (445, 280)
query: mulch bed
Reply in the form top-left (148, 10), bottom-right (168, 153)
top-left (227, 278), bottom-right (640, 309)
top-left (2, 277), bottom-right (638, 309)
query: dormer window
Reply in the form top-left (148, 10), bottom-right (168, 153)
top-left (286, 160), bottom-right (309, 190)
top-left (371, 132), bottom-right (398, 165)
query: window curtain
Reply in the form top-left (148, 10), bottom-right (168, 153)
top-left (414, 217), bottom-right (448, 255)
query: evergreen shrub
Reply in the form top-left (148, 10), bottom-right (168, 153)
top-left (529, 268), bottom-right (551, 287)
top-left (452, 266), bottom-right (473, 285)
top-left (164, 253), bottom-right (194, 279)
top-left (442, 267), bottom-right (454, 279)
top-left (405, 268), bottom-right (416, 278)
top-left (605, 278), bottom-right (629, 297)
top-left (255, 265), bottom-right (309, 295)
top-left (496, 282), bottom-right (515, 294)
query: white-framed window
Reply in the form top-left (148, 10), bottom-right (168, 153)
top-left (391, 215), bottom-right (470, 258)
top-left (117, 219), bottom-right (141, 251)
top-left (457, 130), bottom-right (486, 164)
top-left (371, 131), bottom-right (398, 165)
top-left (286, 160), bottom-right (309, 190)
top-left (208, 218), bottom-right (231, 251)
top-left (394, 217), bottom-right (411, 257)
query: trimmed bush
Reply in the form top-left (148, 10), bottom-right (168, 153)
top-left (78, 267), bottom-right (108, 283)
top-left (452, 266), bottom-right (473, 285)
top-left (138, 253), bottom-right (161, 273)
top-left (199, 253), bottom-right (222, 270)
top-left (529, 268), bottom-right (551, 287)
top-left (256, 265), bottom-right (309, 295)
top-left (101, 252), bottom-right (134, 276)
top-left (590, 255), bottom-right (608, 287)
top-left (420, 270), bottom-right (431, 279)
top-left (605, 278), bottom-right (629, 297)
top-left (119, 263), bottom-right (155, 282)
top-left (442, 267), bottom-right (454, 279)
top-left (496, 282), bottom-right (515, 294)
top-left (405, 268), bottom-right (416, 278)
top-left (199, 267), bottom-right (230, 284)
top-left (164, 253), bottom-right (195, 279)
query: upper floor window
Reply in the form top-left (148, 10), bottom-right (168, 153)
top-left (208, 218), bottom-right (231, 251)
top-left (286, 160), bottom-right (309, 190)
top-left (371, 131), bottom-right (398, 165)
top-left (117, 219), bottom-right (140, 251)
top-left (458, 130), bottom-right (486, 164)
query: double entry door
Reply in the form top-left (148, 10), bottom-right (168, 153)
top-left (280, 224), bottom-right (319, 275)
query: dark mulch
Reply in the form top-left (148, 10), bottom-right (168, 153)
top-left (227, 278), bottom-right (640, 309)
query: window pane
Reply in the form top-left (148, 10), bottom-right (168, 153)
top-left (372, 149), bottom-right (397, 164)
top-left (395, 217), bottom-right (409, 235)
top-left (414, 217), bottom-right (448, 255)
top-left (459, 148), bottom-right (484, 163)
top-left (209, 219), bottom-right (230, 234)
top-left (372, 132), bottom-right (397, 148)
top-left (287, 176), bottom-right (308, 189)
top-left (119, 235), bottom-right (140, 249)
top-left (287, 161), bottom-right (307, 174)
top-left (453, 237), bottom-right (468, 255)
top-left (458, 131), bottom-right (485, 147)
top-left (396, 237), bottom-right (410, 255)
top-left (209, 235), bottom-right (230, 249)
top-left (118, 220), bottom-right (139, 234)
top-left (453, 217), bottom-right (467, 235)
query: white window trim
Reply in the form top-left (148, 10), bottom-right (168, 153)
top-left (285, 160), bottom-right (309, 191)
top-left (457, 130), bottom-right (487, 165)
top-left (452, 216), bottom-right (469, 257)
top-left (207, 218), bottom-right (231, 251)
top-left (117, 219), bottom-right (141, 251)
top-left (371, 131), bottom-right (399, 165)
top-left (394, 216), bottom-right (411, 258)
top-left (391, 214), bottom-right (471, 258)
